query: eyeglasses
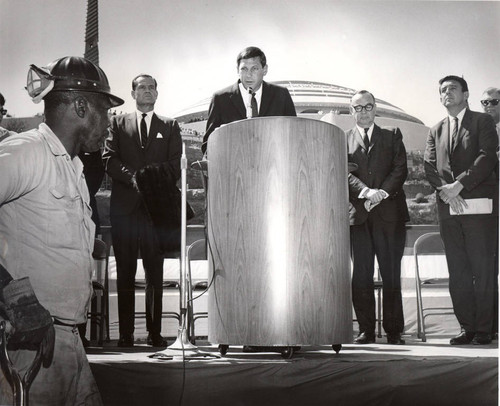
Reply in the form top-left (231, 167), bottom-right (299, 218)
top-left (352, 103), bottom-right (374, 112)
top-left (480, 99), bottom-right (500, 107)
top-left (0, 108), bottom-right (7, 115)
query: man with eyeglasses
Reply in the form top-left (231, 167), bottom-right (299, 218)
top-left (481, 88), bottom-right (500, 140)
top-left (347, 90), bottom-right (409, 345)
top-left (424, 76), bottom-right (498, 346)
top-left (481, 87), bottom-right (500, 341)
top-left (202, 46), bottom-right (296, 155)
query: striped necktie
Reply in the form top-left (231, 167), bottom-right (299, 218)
top-left (450, 117), bottom-right (458, 151)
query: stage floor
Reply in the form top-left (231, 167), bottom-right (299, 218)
top-left (87, 336), bottom-right (498, 406)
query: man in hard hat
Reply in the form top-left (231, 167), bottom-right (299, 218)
top-left (0, 56), bottom-right (123, 405)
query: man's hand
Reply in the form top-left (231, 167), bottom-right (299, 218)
top-left (437, 181), bottom-right (464, 203)
top-left (2, 277), bottom-right (55, 367)
top-left (448, 195), bottom-right (469, 215)
top-left (364, 188), bottom-right (387, 204)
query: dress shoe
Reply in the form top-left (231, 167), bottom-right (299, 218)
top-left (450, 331), bottom-right (475, 345)
top-left (387, 333), bottom-right (405, 345)
top-left (354, 332), bottom-right (375, 344)
top-left (147, 333), bottom-right (168, 347)
top-left (472, 333), bottom-right (492, 345)
top-left (117, 334), bottom-right (134, 347)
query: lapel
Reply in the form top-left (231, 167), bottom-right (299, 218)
top-left (368, 124), bottom-right (381, 155)
top-left (127, 112), bottom-right (141, 149)
top-left (146, 113), bottom-right (158, 149)
top-left (229, 82), bottom-right (246, 118)
top-left (454, 109), bottom-right (471, 153)
top-left (439, 117), bottom-right (451, 155)
top-left (259, 81), bottom-right (272, 116)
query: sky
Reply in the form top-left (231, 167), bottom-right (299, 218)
top-left (1, 0), bottom-right (499, 127)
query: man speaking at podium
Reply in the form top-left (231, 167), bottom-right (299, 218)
top-left (202, 46), bottom-right (296, 154)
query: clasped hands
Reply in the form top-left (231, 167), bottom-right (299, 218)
top-left (437, 181), bottom-right (468, 214)
top-left (363, 188), bottom-right (387, 204)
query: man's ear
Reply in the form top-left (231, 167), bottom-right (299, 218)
top-left (74, 96), bottom-right (87, 118)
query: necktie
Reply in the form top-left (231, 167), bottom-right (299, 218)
top-left (250, 91), bottom-right (258, 118)
top-left (363, 128), bottom-right (370, 152)
top-left (140, 113), bottom-right (148, 149)
top-left (450, 117), bottom-right (458, 151)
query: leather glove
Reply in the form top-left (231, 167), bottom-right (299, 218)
top-left (0, 277), bottom-right (55, 367)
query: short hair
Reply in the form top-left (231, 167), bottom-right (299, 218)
top-left (439, 75), bottom-right (469, 92)
top-left (483, 87), bottom-right (500, 98)
top-left (43, 91), bottom-right (104, 119)
top-left (236, 47), bottom-right (267, 68)
top-left (351, 90), bottom-right (376, 104)
top-left (0, 92), bottom-right (5, 106)
top-left (131, 74), bottom-right (157, 91)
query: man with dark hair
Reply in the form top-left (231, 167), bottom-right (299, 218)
top-left (346, 90), bottom-right (409, 345)
top-left (0, 56), bottom-right (123, 405)
top-left (425, 75), bottom-right (498, 345)
top-left (103, 74), bottom-right (182, 348)
top-left (202, 46), bottom-right (296, 154)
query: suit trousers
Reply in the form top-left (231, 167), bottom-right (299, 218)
top-left (111, 206), bottom-right (164, 336)
top-left (439, 215), bottom-right (497, 334)
top-left (351, 213), bottom-right (406, 335)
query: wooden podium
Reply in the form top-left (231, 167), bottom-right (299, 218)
top-left (206, 117), bottom-right (352, 348)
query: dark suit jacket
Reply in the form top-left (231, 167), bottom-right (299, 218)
top-left (202, 80), bottom-right (296, 153)
top-left (424, 109), bottom-right (498, 220)
top-left (103, 112), bottom-right (182, 216)
top-left (347, 124), bottom-right (409, 225)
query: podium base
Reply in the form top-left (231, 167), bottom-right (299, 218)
top-left (151, 328), bottom-right (219, 360)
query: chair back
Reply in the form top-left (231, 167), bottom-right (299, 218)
top-left (414, 232), bottom-right (445, 256)
top-left (187, 239), bottom-right (207, 261)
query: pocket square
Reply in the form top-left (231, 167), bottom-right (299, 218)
top-left (156, 133), bottom-right (164, 139)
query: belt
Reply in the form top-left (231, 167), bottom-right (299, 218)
top-left (53, 318), bottom-right (78, 328)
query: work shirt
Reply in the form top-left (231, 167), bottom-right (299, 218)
top-left (0, 123), bottom-right (94, 324)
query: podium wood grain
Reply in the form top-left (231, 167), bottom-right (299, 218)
top-left (207, 117), bottom-right (352, 345)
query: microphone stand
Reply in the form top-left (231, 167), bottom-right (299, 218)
top-left (152, 143), bottom-right (216, 360)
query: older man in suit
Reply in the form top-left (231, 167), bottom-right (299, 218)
top-left (425, 76), bottom-right (498, 345)
top-left (103, 74), bottom-right (182, 347)
top-left (202, 46), bottom-right (296, 154)
top-left (347, 90), bottom-right (409, 345)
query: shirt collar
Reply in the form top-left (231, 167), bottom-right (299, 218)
top-left (38, 122), bottom-right (69, 157)
top-left (239, 81), bottom-right (263, 99)
top-left (448, 107), bottom-right (466, 124)
top-left (356, 123), bottom-right (374, 139)
top-left (136, 110), bottom-right (154, 120)
top-left (38, 122), bottom-right (83, 173)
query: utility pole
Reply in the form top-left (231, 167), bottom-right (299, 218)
top-left (84, 0), bottom-right (99, 66)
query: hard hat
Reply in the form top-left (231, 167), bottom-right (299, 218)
top-left (26, 56), bottom-right (124, 107)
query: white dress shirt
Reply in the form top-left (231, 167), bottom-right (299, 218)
top-left (136, 110), bottom-right (154, 142)
top-left (239, 82), bottom-right (263, 118)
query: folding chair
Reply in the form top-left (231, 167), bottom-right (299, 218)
top-left (374, 269), bottom-right (383, 338)
top-left (88, 238), bottom-right (110, 345)
top-left (414, 231), bottom-right (454, 342)
top-left (186, 239), bottom-right (208, 343)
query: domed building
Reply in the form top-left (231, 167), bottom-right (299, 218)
top-left (174, 80), bottom-right (429, 151)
